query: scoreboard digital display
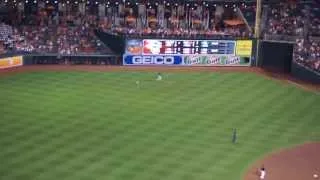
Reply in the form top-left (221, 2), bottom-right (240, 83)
top-left (123, 39), bottom-right (252, 66)
top-left (126, 39), bottom-right (236, 55)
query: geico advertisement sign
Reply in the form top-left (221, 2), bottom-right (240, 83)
top-left (123, 55), bottom-right (183, 65)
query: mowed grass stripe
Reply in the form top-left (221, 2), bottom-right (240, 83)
top-left (0, 72), bottom-right (319, 180)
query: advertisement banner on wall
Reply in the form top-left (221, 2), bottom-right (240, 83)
top-left (125, 39), bottom-right (143, 55)
top-left (184, 55), bottom-right (223, 65)
top-left (123, 54), bottom-right (250, 66)
top-left (0, 56), bottom-right (23, 69)
top-left (123, 55), bottom-right (183, 65)
top-left (183, 55), bottom-right (250, 66)
top-left (235, 40), bottom-right (253, 56)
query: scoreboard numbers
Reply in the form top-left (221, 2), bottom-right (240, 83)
top-left (124, 39), bottom-right (252, 66)
top-left (140, 39), bottom-right (236, 55)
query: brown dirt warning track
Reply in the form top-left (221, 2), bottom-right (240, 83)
top-left (0, 65), bottom-right (319, 180)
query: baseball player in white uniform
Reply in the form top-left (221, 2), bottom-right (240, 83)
top-left (259, 167), bottom-right (266, 180)
top-left (156, 73), bottom-right (162, 81)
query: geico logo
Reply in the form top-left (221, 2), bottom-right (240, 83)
top-left (132, 56), bottom-right (175, 64)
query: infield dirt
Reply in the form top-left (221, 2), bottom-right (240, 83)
top-left (243, 142), bottom-right (320, 180)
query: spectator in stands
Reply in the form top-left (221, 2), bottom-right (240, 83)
top-left (266, 3), bottom-right (305, 36)
top-left (294, 38), bottom-right (320, 73)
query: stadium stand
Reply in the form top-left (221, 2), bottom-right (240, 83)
top-left (308, 5), bottom-right (320, 36)
top-left (294, 38), bottom-right (320, 73)
top-left (0, 0), bottom-right (319, 74)
top-left (265, 2), bottom-right (305, 37)
top-left (239, 3), bottom-right (256, 29)
top-left (14, 13), bottom-right (110, 55)
top-left (261, 1), bottom-right (319, 74)
top-left (97, 3), bottom-right (251, 39)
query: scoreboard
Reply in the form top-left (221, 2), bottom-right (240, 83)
top-left (123, 39), bottom-right (252, 66)
top-left (125, 39), bottom-right (236, 55)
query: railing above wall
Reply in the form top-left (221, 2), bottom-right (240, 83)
top-left (22, 54), bottom-right (122, 66)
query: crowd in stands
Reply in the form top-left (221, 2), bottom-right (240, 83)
top-left (0, 13), bottom-right (109, 55)
top-left (101, 26), bottom-right (251, 39)
top-left (264, 2), bottom-right (320, 73)
top-left (0, 1), bottom-right (320, 74)
top-left (0, 2), bottom-right (253, 56)
top-left (265, 3), bottom-right (305, 36)
top-left (0, 22), bottom-right (14, 54)
top-left (18, 14), bottom-right (108, 55)
top-left (308, 6), bottom-right (320, 36)
top-left (294, 38), bottom-right (320, 73)
top-left (97, 4), bottom-right (251, 39)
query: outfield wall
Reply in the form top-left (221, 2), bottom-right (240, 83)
top-left (257, 40), bottom-right (320, 83)
top-left (257, 41), bottom-right (294, 73)
top-left (291, 62), bottom-right (320, 84)
top-left (22, 55), bottom-right (122, 65)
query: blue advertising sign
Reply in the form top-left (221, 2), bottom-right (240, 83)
top-left (123, 55), bottom-right (183, 65)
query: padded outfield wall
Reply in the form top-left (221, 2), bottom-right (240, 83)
top-left (257, 40), bottom-right (320, 83)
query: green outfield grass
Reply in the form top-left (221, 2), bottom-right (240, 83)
top-left (0, 71), bottom-right (319, 180)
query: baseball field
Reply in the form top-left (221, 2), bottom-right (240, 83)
top-left (0, 66), bottom-right (319, 180)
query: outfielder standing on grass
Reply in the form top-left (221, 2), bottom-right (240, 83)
top-left (156, 72), bottom-right (162, 81)
top-left (136, 80), bottom-right (140, 88)
top-left (232, 128), bottom-right (237, 143)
